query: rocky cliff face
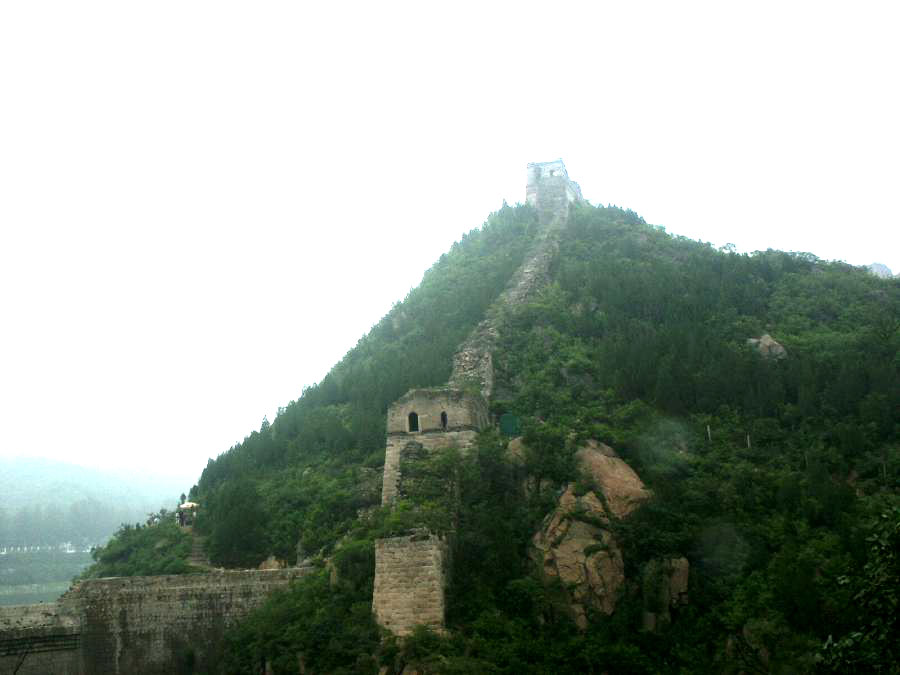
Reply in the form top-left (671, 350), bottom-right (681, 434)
top-left (530, 440), bottom-right (651, 628)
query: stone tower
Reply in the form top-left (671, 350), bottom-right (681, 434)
top-left (372, 161), bottom-right (580, 635)
top-left (526, 159), bottom-right (583, 212)
top-left (381, 388), bottom-right (489, 506)
top-left (373, 388), bottom-right (488, 634)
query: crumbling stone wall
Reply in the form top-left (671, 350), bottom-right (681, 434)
top-left (449, 160), bottom-right (581, 400)
top-left (0, 568), bottom-right (307, 675)
top-left (373, 533), bottom-right (449, 635)
top-left (0, 603), bottom-right (80, 675)
top-left (526, 159), bottom-right (583, 211)
top-left (448, 225), bottom-right (560, 399)
top-left (381, 388), bottom-right (488, 505)
top-left (386, 388), bottom-right (489, 435)
top-left (375, 389), bottom-right (488, 631)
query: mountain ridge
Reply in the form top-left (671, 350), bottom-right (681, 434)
top-left (72, 169), bottom-right (899, 673)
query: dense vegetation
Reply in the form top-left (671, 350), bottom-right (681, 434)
top-left (87, 201), bottom-right (898, 672)
top-left (484, 205), bottom-right (899, 672)
top-left (79, 511), bottom-right (194, 579)
top-left (192, 204), bottom-right (541, 564)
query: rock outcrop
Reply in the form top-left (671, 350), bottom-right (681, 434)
top-left (575, 440), bottom-right (651, 518)
top-left (531, 441), bottom-right (650, 628)
top-left (867, 262), bottom-right (894, 279)
top-left (641, 557), bottom-right (690, 632)
top-left (746, 333), bottom-right (787, 359)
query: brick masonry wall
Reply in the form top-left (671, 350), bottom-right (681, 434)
top-left (0, 568), bottom-right (308, 675)
top-left (0, 602), bottom-right (80, 675)
top-left (382, 429), bottom-right (480, 505)
top-left (386, 388), bottom-right (489, 435)
top-left (381, 388), bottom-right (488, 506)
top-left (373, 533), bottom-right (449, 636)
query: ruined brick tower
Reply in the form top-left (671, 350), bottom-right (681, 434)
top-left (372, 160), bottom-right (582, 635)
top-left (526, 159), bottom-right (583, 212)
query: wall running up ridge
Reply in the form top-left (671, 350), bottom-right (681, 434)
top-left (0, 163), bottom-right (585, 673)
top-left (373, 160), bottom-right (583, 635)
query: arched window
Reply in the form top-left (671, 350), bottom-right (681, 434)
top-left (408, 412), bottom-right (419, 432)
top-left (440, 411), bottom-right (448, 430)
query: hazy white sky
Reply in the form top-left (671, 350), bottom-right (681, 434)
top-left (1, 1), bottom-right (897, 483)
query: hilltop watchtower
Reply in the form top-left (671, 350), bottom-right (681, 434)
top-left (526, 159), bottom-right (583, 211)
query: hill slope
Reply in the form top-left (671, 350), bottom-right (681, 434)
top-left (89, 200), bottom-right (899, 673)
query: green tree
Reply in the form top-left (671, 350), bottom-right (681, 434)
top-left (820, 502), bottom-right (900, 672)
top-left (207, 479), bottom-right (270, 568)
top-left (80, 512), bottom-right (192, 578)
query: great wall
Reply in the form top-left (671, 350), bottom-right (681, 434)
top-left (0, 161), bottom-right (582, 672)
top-left (0, 568), bottom-right (308, 674)
top-left (373, 160), bottom-right (583, 634)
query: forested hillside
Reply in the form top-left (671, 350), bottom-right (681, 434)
top-left (85, 201), bottom-right (898, 673)
top-left (191, 203), bottom-right (541, 567)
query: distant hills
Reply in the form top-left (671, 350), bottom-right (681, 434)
top-left (0, 456), bottom-right (190, 512)
top-left (0, 456), bottom-right (192, 547)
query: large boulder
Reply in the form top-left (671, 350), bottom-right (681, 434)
top-left (531, 441), bottom-right (650, 628)
top-left (575, 440), bottom-right (651, 517)
top-left (746, 333), bottom-right (787, 359)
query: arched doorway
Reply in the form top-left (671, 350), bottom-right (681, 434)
top-left (408, 412), bottom-right (419, 432)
